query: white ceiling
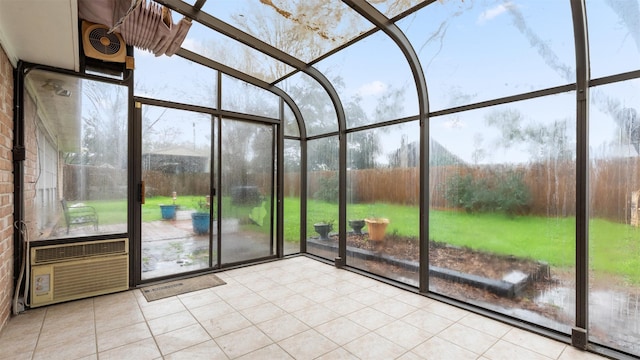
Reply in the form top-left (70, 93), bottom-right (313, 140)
top-left (0, 0), bottom-right (79, 71)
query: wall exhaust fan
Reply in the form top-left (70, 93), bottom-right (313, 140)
top-left (81, 21), bottom-right (126, 63)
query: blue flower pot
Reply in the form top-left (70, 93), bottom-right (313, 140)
top-left (191, 212), bottom-right (210, 234)
top-left (160, 204), bottom-right (177, 220)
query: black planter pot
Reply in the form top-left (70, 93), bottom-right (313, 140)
top-left (314, 223), bottom-right (332, 240)
top-left (348, 219), bottom-right (365, 234)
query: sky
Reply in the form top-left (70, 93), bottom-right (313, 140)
top-left (133, 0), bottom-right (640, 165)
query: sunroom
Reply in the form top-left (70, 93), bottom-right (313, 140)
top-left (0, 0), bottom-right (638, 359)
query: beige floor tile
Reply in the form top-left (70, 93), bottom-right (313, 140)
top-left (178, 288), bottom-right (222, 309)
top-left (401, 308), bottom-right (454, 334)
top-left (347, 287), bottom-right (386, 306)
top-left (155, 323), bottom-right (211, 355)
top-left (164, 339), bottom-right (228, 360)
top-left (458, 313), bottom-right (512, 338)
top-left (343, 331), bottom-right (406, 360)
top-left (321, 296), bottom-right (366, 316)
top-left (200, 310), bottom-right (252, 338)
top-left (214, 325), bottom-right (273, 359)
top-left (225, 292), bottom-right (269, 311)
top-left (0, 309), bottom-right (46, 340)
top-left (277, 329), bottom-right (339, 360)
top-left (240, 302), bottom-right (287, 324)
top-left (210, 283), bottom-right (253, 299)
top-left (37, 320), bottom-right (95, 350)
top-left (425, 301), bottom-right (469, 321)
top-left (0, 334), bottom-right (38, 359)
top-left (396, 351), bottom-right (425, 360)
top-left (97, 321), bottom-right (152, 352)
top-left (98, 337), bottom-right (161, 360)
top-left (275, 293), bottom-right (317, 313)
top-left (290, 303), bottom-right (341, 327)
top-left (411, 336), bottom-right (478, 360)
top-left (299, 286), bottom-right (340, 303)
top-left (484, 339), bottom-right (553, 360)
top-left (325, 280), bottom-right (365, 296)
top-left (189, 299), bottom-right (235, 323)
top-left (95, 309), bottom-right (146, 334)
top-left (257, 284), bottom-right (297, 303)
top-left (346, 306), bottom-right (395, 331)
top-left (32, 335), bottom-right (97, 360)
top-left (315, 317), bottom-right (370, 346)
top-left (140, 297), bottom-right (186, 320)
top-left (93, 290), bottom-right (138, 308)
top-left (147, 310), bottom-right (197, 336)
top-left (371, 297), bottom-right (418, 319)
top-left (438, 322), bottom-right (498, 354)
top-left (0, 351), bottom-right (34, 360)
top-left (502, 327), bottom-right (566, 359)
top-left (236, 343), bottom-right (294, 360)
top-left (256, 313), bottom-right (310, 342)
top-left (314, 347), bottom-right (360, 360)
top-left (557, 346), bottom-right (609, 360)
top-left (393, 291), bottom-right (435, 308)
top-left (375, 320), bottom-right (433, 349)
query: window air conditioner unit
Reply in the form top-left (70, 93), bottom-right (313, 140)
top-left (30, 238), bottom-right (129, 307)
top-left (81, 21), bottom-right (127, 63)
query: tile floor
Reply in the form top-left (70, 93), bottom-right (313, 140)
top-left (0, 256), bottom-right (609, 360)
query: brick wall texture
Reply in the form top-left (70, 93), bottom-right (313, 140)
top-left (0, 45), bottom-right (14, 334)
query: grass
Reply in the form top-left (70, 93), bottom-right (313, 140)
top-left (287, 197), bottom-right (640, 284)
top-left (77, 197), bottom-right (640, 284)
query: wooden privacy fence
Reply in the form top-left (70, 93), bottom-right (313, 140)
top-left (65, 157), bottom-right (640, 223)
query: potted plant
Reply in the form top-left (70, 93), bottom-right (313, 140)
top-left (364, 218), bottom-right (389, 242)
top-left (191, 198), bottom-right (211, 235)
top-left (314, 220), bottom-right (334, 240)
top-left (159, 191), bottom-right (178, 220)
top-left (159, 204), bottom-right (178, 220)
top-left (348, 219), bottom-right (365, 234)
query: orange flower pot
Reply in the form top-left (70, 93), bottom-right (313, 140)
top-left (365, 218), bottom-right (389, 241)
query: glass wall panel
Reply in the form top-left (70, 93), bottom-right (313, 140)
top-left (24, 69), bottom-right (128, 240)
top-left (346, 122), bottom-right (420, 286)
top-left (586, 0), bottom-right (640, 79)
top-left (588, 80), bottom-right (640, 356)
top-left (220, 119), bottom-right (274, 264)
top-left (430, 93), bottom-right (576, 334)
top-left (317, 31), bottom-right (418, 127)
top-left (221, 74), bottom-right (279, 119)
top-left (368, 0), bottom-right (427, 19)
top-left (284, 139), bottom-right (301, 255)
top-left (202, 1), bottom-right (374, 63)
top-left (306, 136), bottom-right (339, 260)
top-left (135, 51), bottom-right (217, 108)
top-left (284, 104), bottom-right (300, 137)
top-left (140, 106), bottom-right (212, 279)
top-left (276, 73), bottom-right (338, 136)
top-left (399, 0), bottom-right (575, 111)
top-left (183, 21), bottom-right (295, 82)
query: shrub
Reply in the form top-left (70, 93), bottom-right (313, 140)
top-left (314, 174), bottom-right (339, 203)
top-left (444, 169), bottom-right (531, 216)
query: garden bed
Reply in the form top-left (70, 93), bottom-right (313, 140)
top-left (308, 234), bottom-right (551, 299)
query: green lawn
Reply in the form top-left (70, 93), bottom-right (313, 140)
top-left (285, 197), bottom-right (640, 284)
top-left (79, 197), bottom-right (640, 284)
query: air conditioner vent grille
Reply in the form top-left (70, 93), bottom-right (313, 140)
top-left (32, 239), bottom-right (128, 264)
top-left (53, 256), bottom-right (129, 299)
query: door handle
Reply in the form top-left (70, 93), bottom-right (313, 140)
top-left (140, 181), bottom-right (146, 204)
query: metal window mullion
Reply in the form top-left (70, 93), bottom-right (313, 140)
top-left (570, 0), bottom-right (590, 349)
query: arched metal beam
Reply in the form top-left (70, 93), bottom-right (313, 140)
top-left (341, 0), bottom-right (430, 291)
